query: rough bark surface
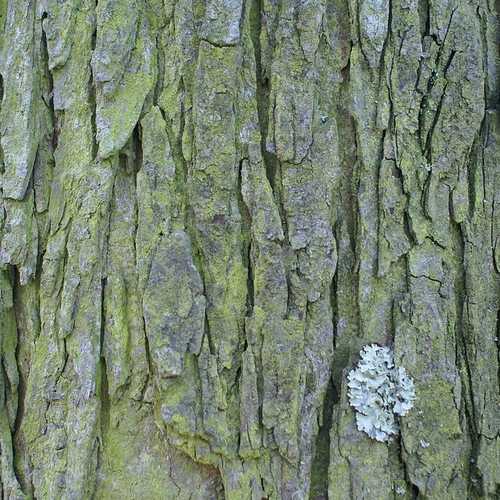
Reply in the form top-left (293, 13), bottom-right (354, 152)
top-left (0, 0), bottom-right (499, 498)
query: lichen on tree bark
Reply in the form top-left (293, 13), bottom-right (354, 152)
top-left (0, 0), bottom-right (498, 499)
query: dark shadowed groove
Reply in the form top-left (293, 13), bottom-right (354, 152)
top-left (153, 28), bottom-right (165, 107)
top-left (98, 276), bottom-right (111, 444)
top-left (476, 4), bottom-right (491, 110)
top-left (496, 307), bottom-right (500, 405)
top-left (130, 125), bottom-right (141, 284)
top-left (309, 377), bottom-right (336, 499)
top-left (418, 0), bottom-right (430, 39)
top-left (377, 0), bottom-right (392, 89)
top-left (249, 0), bottom-right (278, 193)
top-left (157, 85), bottom-right (213, 356)
top-left (96, 279), bottom-right (110, 500)
top-left (133, 124), bottom-right (153, 390)
top-left (375, 130), bottom-right (386, 277)
top-left (89, 10), bottom-right (98, 161)
top-left (0, 0), bottom-right (497, 496)
top-left (40, 13), bottom-right (58, 152)
top-left (9, 268), bottom-right (29, 496)
top-left (396, 435), bottom-right (419, 499)
top-left (452, 219), bottom-right (480, 496)
top-left (329, 0), bottom-right (360, 388)
top-left (338, 45), bottom-right (357, 257)
top-left (331, 226), bottom-right (339, 358)
top-left (238, 158), bottom-right (254, 314)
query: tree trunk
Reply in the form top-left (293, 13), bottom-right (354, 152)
top-left (0, 0), bottom-right (498, 498)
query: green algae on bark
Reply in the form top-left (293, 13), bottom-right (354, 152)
top-left (0, 0), bottom-right (498, 498)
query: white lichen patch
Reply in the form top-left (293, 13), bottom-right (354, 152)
top-left (347, 344), bottom-right (416, 442)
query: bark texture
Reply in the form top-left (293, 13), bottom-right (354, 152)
top-left (0, 0), bottom-right (499, 498)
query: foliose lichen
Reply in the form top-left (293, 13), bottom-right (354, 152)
top-left (347, 344), bottom-right (416, 442)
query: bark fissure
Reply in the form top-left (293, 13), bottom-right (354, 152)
top-left (0, 0), bottom-right (498, 498)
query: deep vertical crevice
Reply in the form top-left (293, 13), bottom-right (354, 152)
top-left (0, 0), bottom-right (497, 497)
top-left (158, 97), bottom-right (189, 228)
top-left (7, 268), bottom-right (27, 496)
top-left (337, 46), bottom-right (357, 256)
top-left (331, 230), bottom-right (339, 355)
top-left (309, 377), bottom-right (336, 499)
top-left (89, 12), bottom-right (98, 160)
top-left (396, 435), bottom-right (419, 499)
top-left (98, 275), bottom-right (110, 429)
top-left (418, 0), bottom-right (430, 39)
top-left (96, 275), bottom-right (110, 497)
top-left (451, 213), bottom-right (482, 498)
top-left (133, 124), bottom-right (153, 394)
top-left (40, 13), bottom-right (57, 152)
top-left (99, 276), bottom-right (110, 430)
top-left (153, 29), bottom-right (165, 106)
top-left (250, 0), bottom-right (278, 193)
top-left (496, 307), bottom-right (500, 399)
top-left (375, 130), bottom-right (386, 277)
top-left (0, 72), bottom-right (3, 109)
top-left (11, 280), bottom-right (27, 494)
top-left (238, 159), bottom-right (254, 314)
top-left (329, 0), bottom-right (359, 390)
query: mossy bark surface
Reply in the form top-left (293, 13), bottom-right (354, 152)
top-left (0, 0), bottom-right (499, 498)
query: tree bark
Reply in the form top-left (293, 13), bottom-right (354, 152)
top-left (0, 0), bottom-right (499, 498)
